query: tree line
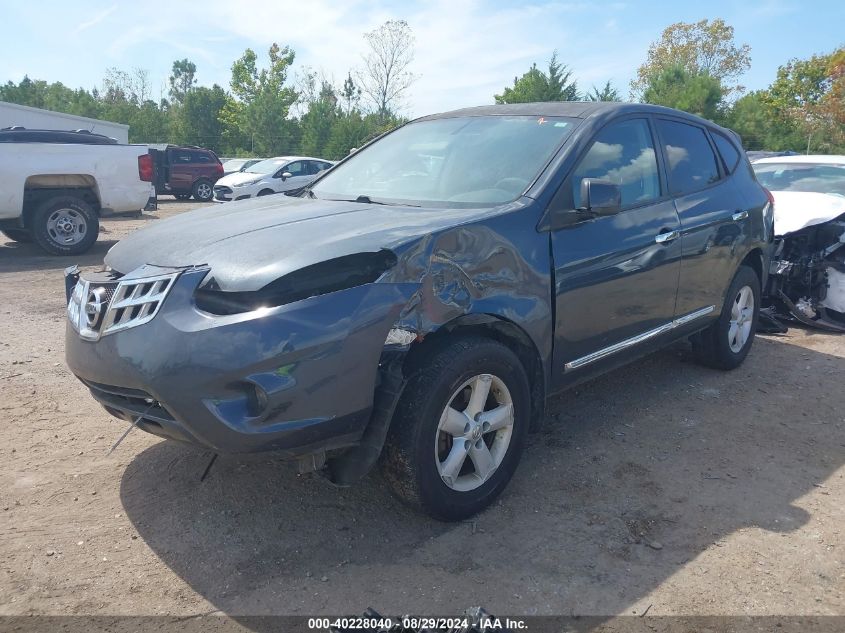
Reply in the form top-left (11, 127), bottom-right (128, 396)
top-left (1, 18), bottom-right (843, 157)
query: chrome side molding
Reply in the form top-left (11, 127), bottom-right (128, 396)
top-left (565, 305), bottom-right (715, 371)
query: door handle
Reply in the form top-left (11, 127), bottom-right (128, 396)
top-left (732, 210), bottom-right (749, 221)
top-left (655, 230), bottom-right (680, 244)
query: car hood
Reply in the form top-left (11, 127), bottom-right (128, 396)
top-left (105, 195), bottom-right (509, 291)
top-left (771, 190), bottom-right (845, 236)
top-left (216, 171), bottom-right (266, 187)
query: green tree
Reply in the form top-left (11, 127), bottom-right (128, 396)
top-left (227, 44), bottom-right (298, 155)
top-left (300, 81), bottom-right (338, 157)
top-left (764, 47), bottom-right (845, 152)
top-left (495, 52), bottom-right (579, 103)
top-left (339, 72), bottom-right (362, 115)
top-left (642, 64), bottom-right (723, 120)
top-left (632, 19), bottom-right (751, 98)
top-left (586, 81), bottom-right (622, 102)
top-left (170, 85), bottom-right (231, 152)
top-left (169, 58), bottom-right (197, 104)
top-left (723, 91), bottom-right (803, 151)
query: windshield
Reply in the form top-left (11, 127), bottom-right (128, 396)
top-left (222, 159), bottom-right (247, 171)
top-left (754, 163), bottom-right (845, 197)
top-left (245, 158), bottom-right (286, 175)
top-left (311, 115), bottom-right (577, 206)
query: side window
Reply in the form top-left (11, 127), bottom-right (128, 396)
top-left (656, 119), bottom-right (720, 195)
top-left (305, 160), bottom-right (321, 175)
top-left (712, 132), bottom-right (741, 174)
top-left (173, 150), bottom-right (192, 163)
top-left (285, 161), bottom-right (305, 176)
top-left (191, 151), bottom-right (211, 163)
top-left (571, 118), bottom-right (661, 208)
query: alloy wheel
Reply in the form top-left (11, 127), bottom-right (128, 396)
top-left (435, 373), bottom-right (514, 492)
top-left (728, 285), bottom-right (754, 352)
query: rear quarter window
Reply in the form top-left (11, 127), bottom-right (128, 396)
top-left (656, 119), bottom-right (721, 196)
top-left (712, 132), bottom-right (741, 174)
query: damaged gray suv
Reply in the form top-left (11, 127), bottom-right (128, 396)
top-left (65, 103), bottom-right (771, 520)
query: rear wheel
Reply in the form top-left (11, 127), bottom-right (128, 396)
top-left (30, 195), bottom-right (99, 256)
top-left (692, 265), bottom-right (760, 370)
top-left (381, 336), bottom-right (530, 521)
top-left (192, 180), bottom-right (213, 202)
top-left (1, 228), bottom-right (32, 243)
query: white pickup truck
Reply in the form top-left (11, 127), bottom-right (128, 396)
top-left (0, 128), bottom-right (155, 255)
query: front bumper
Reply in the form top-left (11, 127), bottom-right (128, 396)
top-left (65, 266), bottom-right (418, 456)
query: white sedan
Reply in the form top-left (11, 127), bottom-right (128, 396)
top-left (213, 156), bottom-right (334, 202)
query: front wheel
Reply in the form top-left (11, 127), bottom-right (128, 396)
top-left (381, 337), bottom-right (530, 521)
top-left (30, 196), bottom-right (99, 256)
top-left (692, 265), bottom-right (760, 370)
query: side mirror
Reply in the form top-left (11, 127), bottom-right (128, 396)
top-left (580, 178), bottom-right (621, 216)
top-left (281, 171), bottom-right (293, 180)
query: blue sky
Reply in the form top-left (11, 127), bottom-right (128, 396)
top-left (1, 0), bottom-right (843, 117)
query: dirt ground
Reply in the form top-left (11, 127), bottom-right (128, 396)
top-left (1, 198), bottom-right (843, 621)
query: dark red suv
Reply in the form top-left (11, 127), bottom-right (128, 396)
top-left (149, 145), bottom-right (223, 202)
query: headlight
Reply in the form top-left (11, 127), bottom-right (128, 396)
top-left (233, 179), bottom-right (260, 188)
top-left (67, 279), bottom-right (85, 332)
top-left (194, 250), bottom-right (398, 315)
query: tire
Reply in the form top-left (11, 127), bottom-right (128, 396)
top-left (174, 193), bottom-right (192, 201)
top-left (192, 180), bottom-right (213, 202)
top-left (257, 189), bottom-right (274, 197)
top-left (692, 265), bottom-right (760, 370)
top-left (381, 336), bottom-right (530, 521)
top-left (1, 228), bottom-right (32, 243)
top-left (30, 195), bottom-right (99, 256)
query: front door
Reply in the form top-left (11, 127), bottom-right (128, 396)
top-left (550, 117), bottom-right (682, 389)
top-left (275, 160), bottom-right (312, 192)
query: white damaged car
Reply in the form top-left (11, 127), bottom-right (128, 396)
top-left (213, 156), bottom-right (334, 202)
top-left (753, 155), bottom-right (845, 331)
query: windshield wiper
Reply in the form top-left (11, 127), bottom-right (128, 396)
top-left (329, 194), bottom-right (420, 207)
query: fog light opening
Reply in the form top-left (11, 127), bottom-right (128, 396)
top-left (246, 383), bottom-right (269, 417)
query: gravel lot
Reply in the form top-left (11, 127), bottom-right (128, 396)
top-left (1, 199), bottom-right (843, 620)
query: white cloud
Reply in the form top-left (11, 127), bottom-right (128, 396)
top-left (75, 5), bottom-right (117, 33)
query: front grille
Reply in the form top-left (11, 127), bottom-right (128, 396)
top-left (68, 270), bottom-right (179, 340)
top-left (100, 274), bottom-right (176, 336)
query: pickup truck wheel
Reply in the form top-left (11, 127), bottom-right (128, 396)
top-left (692, 265), bottom-right (760, 370)
top-left (30, 196), bottom-right (99, 256)
top-left (192, 180), bottom-right (213, 201)
top-left (1, 228), bottom-right (32, 243)
top-left (382, 337), bottom-right (530, 521)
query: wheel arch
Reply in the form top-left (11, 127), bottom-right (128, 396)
top-left (403, 313), bottom-right (546, 431)
top-left (741, 247), bottom-right (764, 285)
top-left (22, 182), bottom-right (101, 228)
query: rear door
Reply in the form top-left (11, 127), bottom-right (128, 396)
top-left (653, 118), bottom-right (750, 318)
top-left (550, 116), bottom-right (682, 388)
top-left (168, 148), bottom-right (194, 193)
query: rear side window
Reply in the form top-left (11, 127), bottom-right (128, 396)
top-left (656, 119), bottom-right (720, 195)
top-left (571, 118), bottom-right (661, 208)
top-left (712, 132), bottom-right (741, 173)
top-left (191, 151), bottom-right (211, 163)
